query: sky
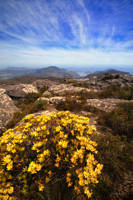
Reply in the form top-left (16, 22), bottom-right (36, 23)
top-left (0, 0), bottom-right (133, 73)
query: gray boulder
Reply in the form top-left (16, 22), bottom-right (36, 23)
top-left (36, 97), bottom-right (49, 103)
top-left (86, 98), bottom-right (133, 112)
top-left (48, 84), bottom-right (90, 95)
top-left (49, 97), bottom-right (66, 104)
top-left (32, 79), bottom-right (59, 90)
top-left (2, 84), bottom-right (38, 98)
top-left (0, 89), bottom-right (19, 128)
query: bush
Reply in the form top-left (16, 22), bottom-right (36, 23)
top-left (23, 92), bottom-right (40, 104)
top-left (102, 74), bottom-right (114, 80)
top-left (72, 82), bottom-right (90, 88)
top-left (98, 102), bottom-right (133, 140)
top-left (6, 112), bottom-right (25, 129)
top-left (76, 84), bottom-right (133, 100)
top-left (98, 84), bottom-right (133, 100)
top-left (0, 111), bottom-right (103, 200)
top-left (65, 81), bottom-right (90, 88)
top-left (94, 133), bottom-right (133, 182)
top-left (39, 86), bottom-right (48, 95)
top-left (89, 132), bottom-right (133, 200)
top-left (56, 98), bottom-right (86, 112)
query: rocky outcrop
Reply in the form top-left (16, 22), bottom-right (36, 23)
top-left (1, 84), bottom-right (38, 98)
top-left (86, 98), bottom-right (133, 112)
top-left (72, 74), bottom-right (133, 90)
top-left (32, 79), bottom-right (59, 90)
top-left (42, 91), bottom-right (52, 97)
top-left (36, 96), bottom-right (66, 104)
top-left (0, 89), bottom-right (19, 128)
top-left (48, 84), bottom-right (90, 95)
top-left (36, 97), bottom-right (49, 103)
top-left (49, 97), bottom-right (66, 104)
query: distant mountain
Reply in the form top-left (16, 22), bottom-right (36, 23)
top-left (0, 66), bottom-right (80, 80)
top-left (85, 69), bottom-right (130, 78)
top-left (34, 66), bottom-right (80, 78)
top-left (84, 70), bottom-right (91, 76)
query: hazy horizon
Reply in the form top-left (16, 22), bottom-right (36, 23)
top-left (0, 65), bottom-right (133, 75)
top-left (0, 0), bottom-right (133, 69)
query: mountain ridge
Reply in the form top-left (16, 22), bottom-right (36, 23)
top-left (85, 69), bottom-right (130, 78)
top-left (0, 66), bottom-right (80, 80)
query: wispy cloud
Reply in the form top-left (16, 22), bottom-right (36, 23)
top-left (0, 0), bottom-right (133, 68)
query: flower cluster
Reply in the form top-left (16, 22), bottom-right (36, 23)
top-left (0, 111), bottom-right (103, 199)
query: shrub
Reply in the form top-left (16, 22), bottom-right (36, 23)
top-left (28, 100), bottom-right (48, 114)
top-left (102, 74), bottom-right (114, 80)
top-left (98, 84), bottom-right (133, 100)
top-left (65, 81), bottom-right (90, 88)
top-left (76, 84), bottom-right (133, 100)
top-left (89, 132), bottom-right (133, 200)
top-left (23, 92), bottom-right (40, 104)
top-left (56, 98), bottom-right (85, 112)
top-left (72, 82), bottom-right (90, 88)
top-left (39, 86), bottom-right (48, 95)
top-left (0, 111), bottom-right (103, 200)
top-left (6, 112), bottom-right (25, 129)
top-left (94, 133), bottom-right (133, 182)
top-left (98, 102), bottom-right (133, 140)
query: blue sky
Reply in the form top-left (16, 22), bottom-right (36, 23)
top-left (0, 0), bottom-right (133, 72)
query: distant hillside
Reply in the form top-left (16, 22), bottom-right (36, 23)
top-left (85, 69), bottom-right (130, 78)
top-left (0, 67), bottom-right (36, 80)
top-left (0, 66), bottom-right (80, 80)
top-left (34, 66), bottom-right (80, 78)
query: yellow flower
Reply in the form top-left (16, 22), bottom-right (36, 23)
top-left (38, 183), bottom-right (44, 191)
top-left (7, 162), bottom-right (13, 170)
top-left (45, 177), bottom-right (50, 183)
top-left (55, 126), bottom-right (62, 132)
top-left (8, 186), bottom-right (14, 194)
top-left (28, 161), bottom-right (42, 174)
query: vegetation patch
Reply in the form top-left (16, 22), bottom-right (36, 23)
top-left (66, 81), bottom-right (90, 88)
top-left (6, 112), bottom-right (25, 129)
top-left (101, 74), bottom-right (120, 81)
top-left (98, 84), bottom-right (133, 100)
top-left (0, 111), bottom-right (103, 200)
top-left (77, 84), bottom-right (133, 100)
top-left (98, 102), bottom-right (133, 140)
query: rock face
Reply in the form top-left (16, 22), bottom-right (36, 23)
top-left (73, 74), bottom-right (133, 90)
top-left (86, 98), bottom-right (133, 112)
top-left (1, 84), bottom-right (38, 98)
top-left (49, 97), bottom-right (66, 104)
top-left (32, 79), bottom-right (59, 90)
top-left (48, 84), bottom-right (90, 95)
top-left (0, 89), bottom-right (19, 128)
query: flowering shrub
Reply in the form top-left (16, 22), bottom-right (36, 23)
top-left (0, 111), bottom-right (103, 199)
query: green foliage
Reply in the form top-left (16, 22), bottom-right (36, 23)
top-left (14, 94), bottom-right (48, 120)
top-left (101, 74), bottom-right (120, 81)
top-left (98, 84), bottom-right (133, 100)
top-left (77, 84), bottom-right (133, 100)
top-left (56, 97), bottom-right (86, 112)
top-left (72, 82), bottom-right (90, 88)
top-left (94, 132), bottom-right (133, 183)
top-left (65, 81), bottom-right (90, 88)
top-left (6, 112), bottom-right (25, 129)
top-left (98, 102), bottom-right (133, 140)
top-left (0, 128), bottom-right (6, 137)
top-left (35, 100), bottom-right (48, 110)
top-left (0, 111), bottom-right (103, 200)
top-left (90, 177), bottom-right (114, 200)
top-left (39, 85), bottom-right (48, 95)
top-left (23, 92), bottom-right (40, 104)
